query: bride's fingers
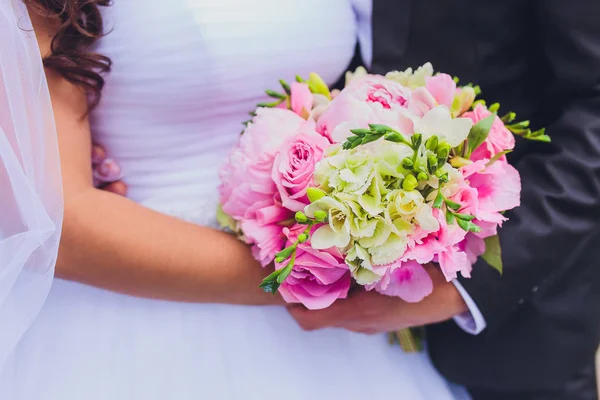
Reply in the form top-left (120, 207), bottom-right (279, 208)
top-left (91, 143), bottom-right (107, 165)
top-left (101, 181), bottom-right (128, 196)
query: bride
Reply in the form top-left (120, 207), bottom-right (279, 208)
top-left (0, 1), bottom-right (469, 399)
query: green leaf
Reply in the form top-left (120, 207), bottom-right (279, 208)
top-left (454, 213), bottom-right (475, 221)
top-left (445, 198), bottom-right (462, 211)
top-left (481, 235), bottom-right (503, 274)
top-left (485, 150), bottom-right (513, 167)
top-left (276, 261), bottom-right (295, 284)
top-left (295, 75), bottom-right (306, 83)
top-left (259, 268), bottom-right (283, 293)
top-left (456, 218), bottom-right (481, 233)
top-left (274, 245), bottom-right (296, 260)
top-left (361, 133), bottom-right (383, 145)
top-left (530, 134), bottom-right (551, 143)
top-left (307, 187), bottom-right (327, 202)
top-left (257, 100), bottom-right (282, 108)
top-left (259, 279), bottom-right (281, 294)
top-left (368, 124), bottom-right (392, 134)
top-left (433, 191), bottom-right (444, 209)
top-left (350, 128), bottom-right (371, 136)
top-left (501, 111), bottom-right (516, 124)
top-left (279, 79), bottom-right (291, 95)
top-left (467, 113), bottom-right (496, 156)
top-left (445, 210), bottom-right (456, 225)
top-left (266, 89), bottom-right (286, 99)
top-left (488, 103), bottom-right (500, 113)
top-left (507, 120), bottom-right (530, 130)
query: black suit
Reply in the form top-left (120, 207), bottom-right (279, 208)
top-left (369, 1), bottom-right (600, 398)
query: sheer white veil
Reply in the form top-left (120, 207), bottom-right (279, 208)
top-left (0, 0), bottom-right (63, 368)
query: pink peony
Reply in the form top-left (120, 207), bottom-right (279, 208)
top-left (316, 75), bottom-right (434, 143)
top-left (277, 225), bottom-right (351, 310)
top-left (425, 73), bottom-right (456, 108)
top-left (219, 108), bottom-right (311, 265)
top-left (368, 260), bottom-right (434, 303)
top-left (463, 105), bottom-right (515, 161)
top-left (272, 129), bottom-right (331, 211)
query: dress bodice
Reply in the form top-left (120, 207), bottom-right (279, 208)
top-left (90, 0), bottom-right (361, 204)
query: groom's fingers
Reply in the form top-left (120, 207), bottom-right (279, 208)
top-left (288, 303), bottom-right (348, 331)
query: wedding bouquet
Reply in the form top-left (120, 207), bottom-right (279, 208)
top-left (218, 63), bottom-right (549, 310)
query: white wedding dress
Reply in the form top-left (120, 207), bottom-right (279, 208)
top-left (1, 1), bottom-right (469, 399)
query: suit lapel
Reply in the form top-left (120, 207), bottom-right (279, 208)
top-left (371, 0), bottom-right (413, 74)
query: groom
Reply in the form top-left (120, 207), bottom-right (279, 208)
top-left (290, 1), bottom-right (600, 399)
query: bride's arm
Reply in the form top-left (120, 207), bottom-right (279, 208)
top-left (32, 12), bottom-right (279, 305)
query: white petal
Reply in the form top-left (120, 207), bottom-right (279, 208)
top-left (311, 225), bottom-right (341, 249)
top-left (446, 117), bottom-right (473, 147)
top-left (369, 234), bottom-right (408, 265)
top-left (419, 105), bottom-right (452, 137)
top-left (415, 205), bottom-right (440, 232)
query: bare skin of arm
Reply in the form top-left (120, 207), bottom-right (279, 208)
top-left (31, 11), bottom-right (279, 305)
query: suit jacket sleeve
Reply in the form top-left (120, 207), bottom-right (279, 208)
top-left (458, 0), bottom-right (600, 333)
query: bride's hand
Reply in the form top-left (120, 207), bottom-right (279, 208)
top-left (92, 143), bottom-right (127, 196)
top-left (288, 265), bottom-right (468, 334)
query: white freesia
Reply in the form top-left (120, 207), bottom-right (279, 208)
top-left (414, 204), bottom-right (440, 232)
top-left (305, 196), bottom-right (352, 249)
top-left (385, 62), bottom-right (434, 89)
top-left (416, 105), bottom-right (473, 147)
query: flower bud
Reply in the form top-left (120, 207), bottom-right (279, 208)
top-left (308, 72), bottom-right (331, 99)
top-left (306, 187), bottom-right (327, 203)
top-left (297, 233), bottom-right (309, 243)
top-left (314, 210), bottom-right (328, 222)
top-left (402, 175), bottom-right (418, 191)
top-left (437, 144), bottom-right (451, 159)
top-left (295, 211), bottom-right (308, 223)
top-left (427, 155), bottom-right (438, 172)
top-left (425, 136), bottom-right (438, 151)
top-left (417, 171), bottom-right (429, 182)
top-left (384, 132), bottom-right (405, 143)
top-left (401, 157), bottom-right (414, 169)
top-left (411, 133), bottom-right (422, 149)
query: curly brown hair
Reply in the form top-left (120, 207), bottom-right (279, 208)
top-left (26, 0), bottom-right (111, 108)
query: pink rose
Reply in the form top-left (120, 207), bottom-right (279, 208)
top-left (316, 75), bottom-right (434, 143)
top-left (219, 108), bottom-right (311, 265)
top-left (368, 260), bottom-right (434, 303)
top-left (272, 129), bottom-right (330, 211)
top-left (277, 225), bottom-right (351, 310)
top-left (425, 73), bottom-right (456, 108)
top-left (463, 105), bottom-right (515, 160)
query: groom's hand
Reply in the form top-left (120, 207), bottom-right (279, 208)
top-left (288, 265), bottom-right (469, 334)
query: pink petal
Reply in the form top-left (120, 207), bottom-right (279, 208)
top-left (425, 74), bottom-right (456, 108)
top-left (372, 260), bottom-right (434, 303)
top-left (290, 82), bottom-right (313, 117)
top-left (438, 247), bottom-right (472, 281)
